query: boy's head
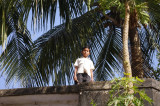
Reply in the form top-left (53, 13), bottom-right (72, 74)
top-left (81, 46), bottom-right (90, 58)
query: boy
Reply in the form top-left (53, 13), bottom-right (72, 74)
top-left (73, 46), bottom-right (95, 85)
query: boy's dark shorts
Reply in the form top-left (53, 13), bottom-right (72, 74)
top-left (75, 73), bottom-right (90, 85)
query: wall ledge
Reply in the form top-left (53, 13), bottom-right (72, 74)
top-left (0, 78), bottom-right (159, 97)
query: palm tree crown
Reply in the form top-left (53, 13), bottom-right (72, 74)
top-left (0, 0), bottom-right (160, 87)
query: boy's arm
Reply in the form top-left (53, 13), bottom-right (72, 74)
top-left (74, 66), bottom-right (78, 81)
top-left (90, 69), bottom-right (94, 81)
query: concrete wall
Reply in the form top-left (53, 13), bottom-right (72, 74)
top-left (79, 78), bottom-right (160, 106)
top-left (0, 78), bottom-right (159, 106)
top-left (0, 86), bottom-right (80, 106)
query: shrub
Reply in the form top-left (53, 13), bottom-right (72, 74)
top-left (107, 75), bottom-right (152, 106)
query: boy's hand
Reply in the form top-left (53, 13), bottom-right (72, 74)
top-left (74, 75), bottom-right (77, 81)
top-left (91, 79), bottom-right (94, 82)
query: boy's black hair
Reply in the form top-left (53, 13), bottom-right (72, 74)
top-left (82, 46), bottom-right (90, 51)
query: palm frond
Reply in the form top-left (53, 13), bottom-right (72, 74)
top-left (1, 0), bottom-right (160, 87)
top-left (0, 0), bottom-right (88, 47)
top-left (94, 26), bottom-right (123, 81)
top-left (0, 28), bottom-right (34, 87)
top-left (32, 10), bottom-right (106, 86)
top-left (138, 0), bottom-right (160, 78)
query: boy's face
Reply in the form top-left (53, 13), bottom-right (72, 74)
top-left (82, 48), bottom-right (90, 58)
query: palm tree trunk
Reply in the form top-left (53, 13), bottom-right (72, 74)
top-left (123, 1), bottom-right (132, 78)
top-left (123, 1), bottom-right (134, 96)
top-left (129, 10), bottom-right (144, 78)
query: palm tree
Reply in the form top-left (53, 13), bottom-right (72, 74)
top-left (0, 0), bottom-right (160, 87)
top-left (0, 0), bottom-right (89, 87)
top-left (97, 0), bottom-right (160, 78)
top-left (129, 0), bottom-right (160, 78)
top-left (0, 0), bottom-right (106, 87)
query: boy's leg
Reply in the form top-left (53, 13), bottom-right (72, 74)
top-left (77, 73), bottom-right (83, 84)
top-left (83, 73), bottom-right (91, 82)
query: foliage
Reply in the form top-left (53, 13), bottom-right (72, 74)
top-left (98, 0), bottom-right (125, 17)
top-left (0, 0), bottom-right (91, 48)
top-left (152, 52), bottom-right (160, 81)
top-left (149, 35), bottom-right (160, 81)
top-left (0, 0), bottom-right (97, 87)
top-left (0, 0), bottom-right (160, 87)
top-left (98, 0), bottom-right (150, 24)
top-left (107, 75), bottom-right (152, 106)
top-left (90, 99), bottom-right (97, 106)
top-left (156, 52), bottom-right (160, 78)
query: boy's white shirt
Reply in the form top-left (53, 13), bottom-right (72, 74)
top-left (74, 57), bottom-right (95, 77)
